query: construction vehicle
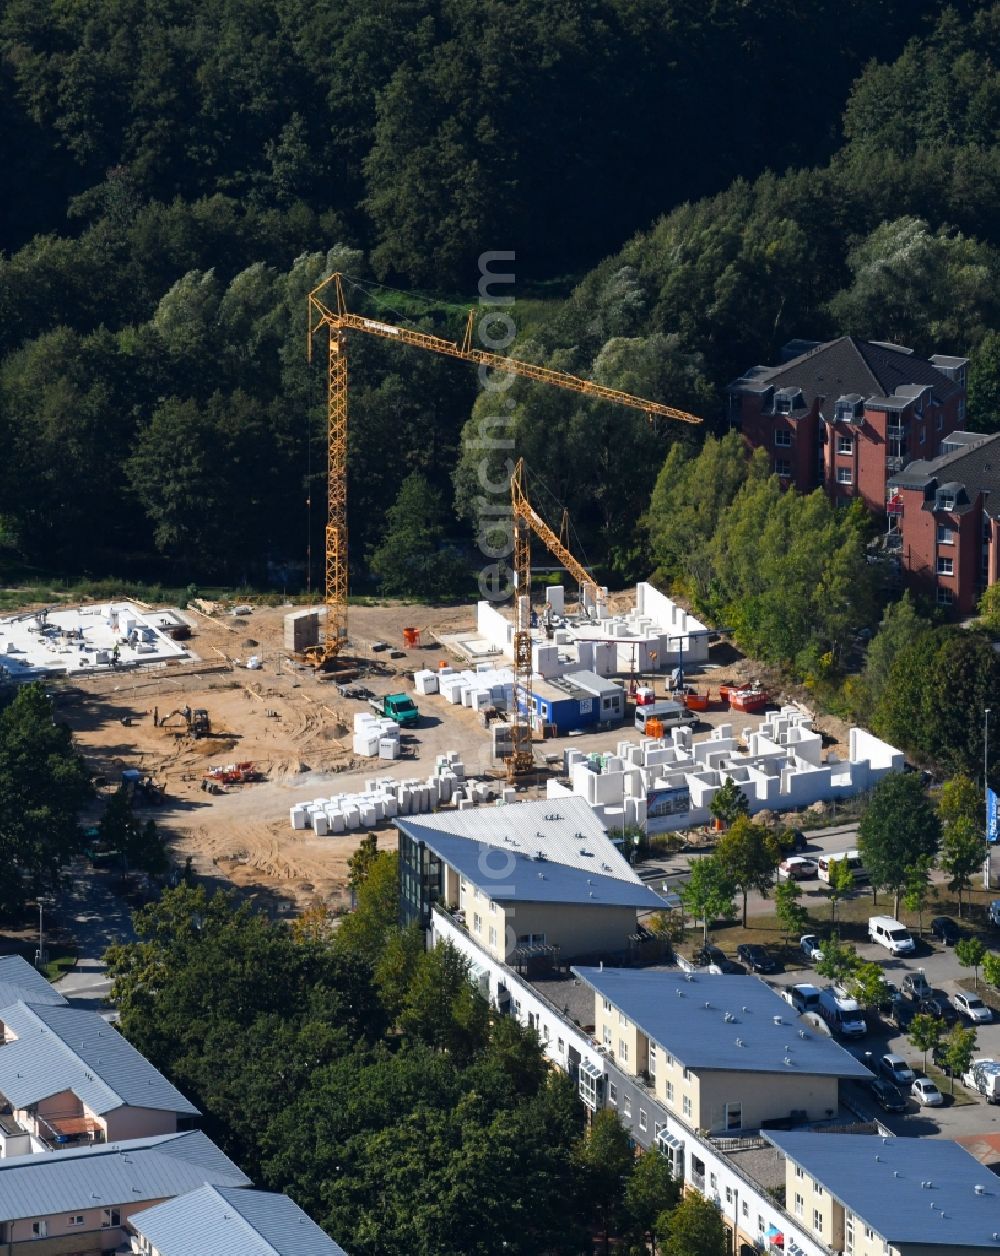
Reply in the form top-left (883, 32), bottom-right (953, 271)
top-left (305, 273), bottom-right (701, 680)
top-left (204, 761), bottom-right (263, 785)
top-left (158, 706), bottom-right (211, 737)
top-left (368, 693), bottom-right (420, 728)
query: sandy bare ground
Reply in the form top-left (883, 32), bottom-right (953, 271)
top-left (48, 600), bottom-right (488, 910)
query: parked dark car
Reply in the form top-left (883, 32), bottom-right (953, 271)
top-left (889, 999), bottom-right (917, 1031)
top-left (918, 996), bottom-right (958, 1025)
top-left (780, 828), bottom-right (808, 853)
top-left (869, 1078), bottom-right (907, 1113)
top-left (931, 916), bottom-right (960, 945)
top-left (693, 945), bottom-right (743, 973)
top-left (736, 943), bottom-right (777, 974)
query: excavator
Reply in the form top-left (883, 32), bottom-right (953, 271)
top-left (156, 706), bottom-right (211, 738)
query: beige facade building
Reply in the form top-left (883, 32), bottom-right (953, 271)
top-left (577, 966), bottom-right (870, 1135)
top-left (767, 1130), bottom-right (1000, 1255)
top-left (399, 797), bottom-right (667, 963)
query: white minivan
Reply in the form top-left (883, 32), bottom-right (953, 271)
top-left (868, 916), bottom-right (915, 955)
top-left (817, 988), bottom-right (867, 1038)
top-left (634, 701), bottom-right (690, 734)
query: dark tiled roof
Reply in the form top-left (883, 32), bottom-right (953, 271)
top-left (732, 337), bottom-right (960, 417)
top-left (889, 432), bottom-right (1000, 517)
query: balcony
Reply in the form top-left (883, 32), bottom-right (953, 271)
top-left (0, 1110), bottom-right (31, 1158)
top-left (34, 1110), bottom-right (105, 1151)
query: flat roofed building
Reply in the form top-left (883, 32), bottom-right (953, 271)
top-left (398, 797), bottom-right (666, 964)
top-left (0, 1130), bottom-right (248, 1251)
top-left (765, 1129), bottom-right (1000, 1254)
top-left (0, 1001), bottom-right (199, 1157)
top-left (572, 967), bottom-right (870, 1134)
top-left (130, 1185), bottom-right (349, 1256)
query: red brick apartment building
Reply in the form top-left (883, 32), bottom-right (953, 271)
top-left (728, 336), bottom-right (968, 513)
top-left (887, 431), bottom-right (1000, 615)
top-left (727, 336), bottom-right (997, 614)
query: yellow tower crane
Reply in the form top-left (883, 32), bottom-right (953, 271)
top-left (306, 272), bottom-right (702, 768)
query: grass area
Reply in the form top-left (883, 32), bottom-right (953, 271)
top-left (39, 945), bottom-right (77, 983)
top-left (924, 1064), bottom-right (977, 1105)
top-left (679, 880), bottom-right (1000, 962)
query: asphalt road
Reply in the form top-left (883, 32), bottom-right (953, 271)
top-left (53, 863), bottom-right (136, 1008)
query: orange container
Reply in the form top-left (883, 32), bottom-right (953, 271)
top-left (402, 627), bottom-right (420, 647)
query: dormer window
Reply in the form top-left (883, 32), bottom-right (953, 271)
top-left (833, 395), bottom-right (864, 424)
top-left (774, 388), bottom-right (804, 415)
top-left (940, 495), bottom-right (954, 511)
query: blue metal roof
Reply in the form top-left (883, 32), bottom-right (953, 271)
top-left (0, 956), bottom-right (67, 1010)
top-left (0, 1131), bottom-right (248, 1223)
top-left (0, 1001), bottom-right (199, 1116)
top-left (132, 1185), bottom-right (348, 1255)
top-left (399, 826), bottom-right (664, 909)
top-left (571, 968), bottom-right (871, 1079)
top-left (397, 798), bottom-right (665, 910)
top-left (764, 1131), bottom-right (1000, 1249)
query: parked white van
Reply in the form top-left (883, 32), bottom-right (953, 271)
top-left (634, 701), bottom-right (690, 734)
top-left (868, 916), bottom-right (915, 955)
top-left (817, 988), bottom-right (867, 1038)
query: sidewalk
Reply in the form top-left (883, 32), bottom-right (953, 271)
top-left (53, 865), bottom-right (136, 1008)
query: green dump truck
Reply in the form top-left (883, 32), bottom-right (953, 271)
top-left (369, 693), bottom-right (420, 727)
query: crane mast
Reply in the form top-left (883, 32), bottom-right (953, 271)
top-left (306, 271), bottom-right (702, 775)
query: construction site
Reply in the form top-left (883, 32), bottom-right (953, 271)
top-left (0, 273), bottom-right (890, 913)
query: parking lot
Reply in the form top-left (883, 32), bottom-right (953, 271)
top-left (640, 821), bottom-right (1000, 1140)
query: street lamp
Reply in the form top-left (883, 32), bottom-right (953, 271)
top-left (35, 895), bottom-right (54, 969)
top-left (985, 707), bottom-right (992, 891)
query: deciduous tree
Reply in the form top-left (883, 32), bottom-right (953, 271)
top-left (659, 1192), bottom-right (729, 1256)
top-left (714, 815), bottom-right (781, 927)
top-left (908, 1013), bottom-right (942, 1072)
top-left (679, 856), bottom-right (737, 942)
top-left (774, 879), bottom-right (808, 943)
top-left (956, 936), bottom-right (987, 989)
top-left (0, 683), bottom-right (92, 919)
top-left (858, 773), bottom-right (941, 916)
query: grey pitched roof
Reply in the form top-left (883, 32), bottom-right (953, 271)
top-left (396, 798), bottom-right (666, 910)
top-left (0, 1001), bottom-right (199, 1116)
top-left (0, 956), bottom-right (67, 1010)
top-left (132, 1186), bottom-right (349, 1256)
top-left (571, 967), bottom-right (871, 1079)
top-left (888, 431), bottom-right (1000, 517)
top-left (0, 1130), bottom-right (248, 1223)
top-left (731, 336), bottom-right (960, 417)
top-left (764, 1130), bottom-right (1000, 1249)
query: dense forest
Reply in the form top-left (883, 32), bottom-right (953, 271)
top-left (3, 1), bottom-right (999, 593)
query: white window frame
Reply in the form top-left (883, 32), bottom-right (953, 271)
top-left (666, 1080), bottom-right (675, 1105)
top-left (813, 1208), bottom-right (824, 1233)
top-left (682, 1095), bottom-right (692, 1118)
top-left (937, 556), bottom-right (954, 575)
top-left (608, 1082), bottom-right (618, 1106)
top-left (623, 1094), bottom-right (632, 1119)
top-left (774, 457), bottom-right (792, 477)
top-left (837, 435), bottom-right (853, 455)
top-left (774, 429), bottom-right (792, 447)
top-left (639, 1108), bottom-right (647, 1132)
top-left (937, 524), bottom-right (954, 545)
top-left (936, 587), bottom-right (954, 606)
top-left (837, 466), bottom-right (852, 485)
top-left (794, 1193), bottom-right (804, 1218)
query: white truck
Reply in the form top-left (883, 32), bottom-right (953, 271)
top-left (818, 988), bottom-right (867, 1038)
top-left (783, 983), bottom-right (821, 1015)
top-left (963, 1058), bottom-right (1000, 1104)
